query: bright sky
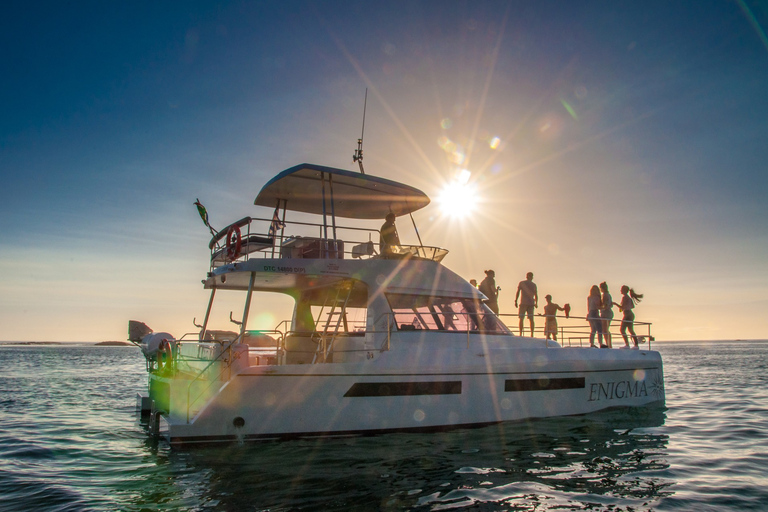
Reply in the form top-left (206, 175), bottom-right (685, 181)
top-left (2, 1), bottom-right (768, 342)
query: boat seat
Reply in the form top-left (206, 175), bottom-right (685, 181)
top-left (351, 241), bottom-right (375, 259)
top-left (211, 235), bottom-right (274, 265)
top-left (280, 237), bottom-right (344, 259)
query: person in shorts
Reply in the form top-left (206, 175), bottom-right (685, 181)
top-left (587, 284), bottom-right (604, 347)
top-left (599, 282), bottom-right (617, 348)
top-left (542, 294), bottom-right (566, 341)
top-left (515, 272), bottom-right (538, 336)
top-left (619, 285), bottom-right (644, 349)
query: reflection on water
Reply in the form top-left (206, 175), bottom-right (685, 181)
top-left (141, 407), bottom-right (669, 511)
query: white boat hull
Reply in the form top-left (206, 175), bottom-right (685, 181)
top-left (158, 346), bottom-right (664, 445)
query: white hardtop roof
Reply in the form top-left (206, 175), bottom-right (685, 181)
top-left (254, 163), bottom-right (430, 219)
top-left (205, 258), bottom-right (483, 299)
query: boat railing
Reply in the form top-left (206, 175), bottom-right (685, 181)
top-left (373, 311), bottom-right (653, 350)
top-left (208, 216), bottom-right (448, 266)
top-left (177, 327), bottom-right (291, 422)
top-left (180, 339), bottom-right (243, 423)
top-left (496, 313), bottom-right (654, 350)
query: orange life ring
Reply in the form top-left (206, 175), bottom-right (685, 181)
top-left (226, 225), bottom-right (242, 261)
top-left (157, 339), bottom-right (173, 370)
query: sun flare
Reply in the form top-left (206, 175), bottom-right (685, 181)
top-left (437, 170), bottom-right (479, 219)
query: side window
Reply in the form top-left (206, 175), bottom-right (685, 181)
top-left (386, 294), bottom-right (510, 333)
top-left (413, 305), bottom-right (440, 330)
top-left (296, 280), bottom-right (368, 335)
top-left (311, 305), bottom-right (367, 334)
top-left (439, 300), bottom-right (471, 331)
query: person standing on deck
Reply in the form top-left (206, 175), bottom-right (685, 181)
top-left (542, 294), bottom-right (566, 341)
top-left (599, 282), bottom-right (616, 348)
top-left (587, 285), bottom-right (604, 348)
top-left (478, 270), bottom-right (499, 315)
top-left (515, 272), bottom-right (538, 336)
top-left (379, 213), bottom-right (400, 257)
top-left (619, 285), bottom-right (644, 349)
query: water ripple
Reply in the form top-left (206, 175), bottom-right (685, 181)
top-left (0, 342), bottom-right (766, 510)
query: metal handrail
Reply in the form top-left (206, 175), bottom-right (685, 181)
top-left (368, 311), bottom-right (653, 350)
top-left (208, 216), bottom-right (449, 264)
top-left (182, 325), bottom-right (291, 422)
top-left (184, 340), bottom-right (238, 423)
top-left (495, 312), bottom-right (654, 349)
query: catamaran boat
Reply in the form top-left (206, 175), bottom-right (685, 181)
top-left (130, 163), bottom-right (665, 445)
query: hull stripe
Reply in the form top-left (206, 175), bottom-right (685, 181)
top-left (505, 377), bottom-right (585, 392)
top-left (344, 380), bottom-right (462, 397)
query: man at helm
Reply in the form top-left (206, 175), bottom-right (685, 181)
top-left (379, 213), bottom-right (401, 257)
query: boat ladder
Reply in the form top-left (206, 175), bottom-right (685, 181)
top-left (312, 282), bottom-right (353, 363)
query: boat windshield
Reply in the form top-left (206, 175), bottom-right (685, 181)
top-left (386, 294), bottom-right (510, 334)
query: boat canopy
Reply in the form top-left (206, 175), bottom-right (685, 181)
top-left (254, 163), bottom-right (430, 219)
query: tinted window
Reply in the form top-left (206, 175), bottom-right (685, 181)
top-left (386, 294), bottom-right (510, 333)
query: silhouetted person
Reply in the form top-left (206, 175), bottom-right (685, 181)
top-left (599, 282), bottom-right (616, 348)
top-left (379, 213), bottom-right (400, 257)
top-left (515, 272), bottom-right (538, 336)
top-left (619, 285), bottom-right (644, 349)
top-left (542, 294), bottom-right (565, 341)
top-left (587, 284), bottom-right (604, 348)
top-left (478, 270), bottom-right (499, 314)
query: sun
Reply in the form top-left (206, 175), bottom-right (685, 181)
top-left (437, 170), bottom-right (479, 219)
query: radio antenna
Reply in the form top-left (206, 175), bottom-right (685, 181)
top-left (352, 88), bottom-right (367, 174)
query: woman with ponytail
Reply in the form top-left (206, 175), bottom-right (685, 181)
top-left (619, 285), bottom-right (643, 349)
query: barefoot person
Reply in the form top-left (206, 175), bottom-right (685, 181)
top-left (515, 272), bottom-right (538, 336)
top-left (619, 285), bottom-right (644, 349)
top-left (587, 285), bottom-right (604, 348)
top-left (542, 294), bottom-right (566, 341)
top-left (599, 282), bottom-right (616, 348)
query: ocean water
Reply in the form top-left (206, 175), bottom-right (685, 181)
top-left (0, 341), bottom-right (766, 511)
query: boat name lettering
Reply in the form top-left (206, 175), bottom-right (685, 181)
top-left (262, 265), bottom-right (306, 273)
top-left (588, 380), bottom-right (647, 402)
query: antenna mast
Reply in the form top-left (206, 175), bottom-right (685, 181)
top-left (352, 88), bottom-right (367, 174)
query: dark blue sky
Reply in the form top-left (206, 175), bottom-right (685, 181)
top-left (2, 1), bottom-right (767, 340)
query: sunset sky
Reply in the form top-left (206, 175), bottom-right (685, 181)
top-left (2, 1), bottom-right (768, 342)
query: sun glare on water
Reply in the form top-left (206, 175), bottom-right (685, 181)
top-left (437, 169), bottom-right (479, 219)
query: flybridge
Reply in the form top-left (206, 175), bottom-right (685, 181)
top-left (205, 163), bottom-right (446, 268)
